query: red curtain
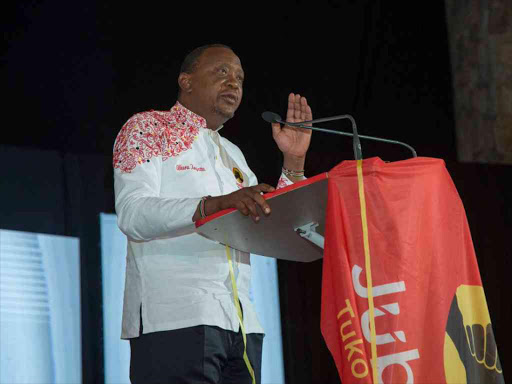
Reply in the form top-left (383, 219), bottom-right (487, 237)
top-left (321, 157), bottom-right (504, 384)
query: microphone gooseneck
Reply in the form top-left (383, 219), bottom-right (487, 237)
top-left (261, 111), bottom-right (417, 159)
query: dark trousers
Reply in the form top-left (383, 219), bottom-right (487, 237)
top-left (130, 320), bottom-right (264, 384)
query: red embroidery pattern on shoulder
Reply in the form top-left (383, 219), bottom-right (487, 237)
top-left (113, 112), bottom-right (161, 173)
top-left (113, 106), bottom-right (202, 173)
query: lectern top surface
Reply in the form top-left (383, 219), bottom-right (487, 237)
top-left (195, 172), bottom-right (328, 228)
top-left (195, 172), bottom-right (328, 262)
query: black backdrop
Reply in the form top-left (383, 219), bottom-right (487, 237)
top-left (2, 1), bottom-right (510, 383)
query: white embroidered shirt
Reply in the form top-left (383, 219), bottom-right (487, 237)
top-left (113, 102), bottom-right (293, 338)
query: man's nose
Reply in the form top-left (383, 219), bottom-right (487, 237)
top-left (226, 75), bottom-right (240, 89)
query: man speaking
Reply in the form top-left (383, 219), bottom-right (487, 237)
top-left (113, 43), bottom-right (312, 383)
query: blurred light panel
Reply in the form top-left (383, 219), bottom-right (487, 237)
top-left (0, 229), bottom-right (81, 384)
top-left (249, 252), bottom-right (286, 384)
top-left (100, 213), bottom-right (130, 383)
top-left (100, 213), bottom-right (284, 384)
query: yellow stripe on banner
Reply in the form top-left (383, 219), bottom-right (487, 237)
top-left (225, 245), bottom-right (256, 384)
top-left (356, 159), bottom-right (379, 383)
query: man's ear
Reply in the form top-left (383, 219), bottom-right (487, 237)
top-left (178, 73), bottom-right (192, 93)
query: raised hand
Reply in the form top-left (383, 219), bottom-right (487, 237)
top-left (271, 93), bottom-right (313, 161)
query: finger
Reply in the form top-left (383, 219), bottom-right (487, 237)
top-left (251, 191), bottom-right (271, 215)
top-left (271, 122), bottom-right (281, 140)
top-left (252, 183), bottom-right (276, 193)
top-left (235, 200), bottom-right (250, 217)
top-left (299, 97), bottom-right (305, 122)
top-left (300, 97), bottom-right (308, 122)
top-left (286, 93), bottom-right (295, 123)
top-left (242, 198), bottom-right (260, 222)
top-left (305, 103), bottom-right (313, 122)
top-left (294, 94), bottom-right (301, 122)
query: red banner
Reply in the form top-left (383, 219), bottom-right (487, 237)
top-left (321, 157), bottom-right (504, 384)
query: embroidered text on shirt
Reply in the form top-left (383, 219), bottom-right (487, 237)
top-left (176, 164), bottom-right (206, 172)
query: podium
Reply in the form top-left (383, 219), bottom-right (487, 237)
top-left (195, 173), bottom-right (328, 262)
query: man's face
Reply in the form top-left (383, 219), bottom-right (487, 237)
top-left (187, 47), bottom-right (244, 121)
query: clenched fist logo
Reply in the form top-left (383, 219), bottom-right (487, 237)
top-left (444, 285), bottom-right (504, 383)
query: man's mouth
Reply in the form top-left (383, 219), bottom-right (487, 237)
top-left (220, 93), bottom-right (238, 104)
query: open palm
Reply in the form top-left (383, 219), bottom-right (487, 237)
top-left (271, 93), bottom-right (312, 158)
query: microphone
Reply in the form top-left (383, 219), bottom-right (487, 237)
top-left (263, 111), bottom-right (362, 160)
top-left (261, 111), bottom-right (417, 159)
top-left (261, 111), bottom-right (281, 124)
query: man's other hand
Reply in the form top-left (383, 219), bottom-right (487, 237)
top-left (194, 184), bottom-right (275, 223)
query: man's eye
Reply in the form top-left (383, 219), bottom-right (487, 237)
top-left (219, 68), bottom-right (228, 75)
